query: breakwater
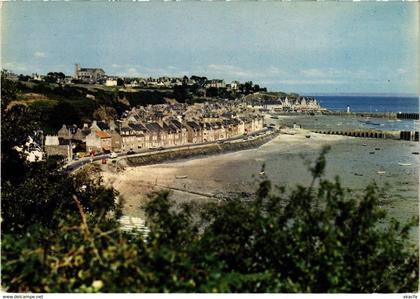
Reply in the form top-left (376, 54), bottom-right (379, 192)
top-left (322, 112), bottom-right (398, 119)
top-left (273, 111), bottom-right (419, 120)
top-left (118, 131), bottom-right (279, 167)
top-left (312, 129), bottom-right (419, 141)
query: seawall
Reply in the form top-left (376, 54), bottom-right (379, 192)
top-left (118, 131), bottom-right (279, 167)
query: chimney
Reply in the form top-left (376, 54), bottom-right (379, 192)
top-left (109, 120), bottom-right (116, 131)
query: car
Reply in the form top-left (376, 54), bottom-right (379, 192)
top-left (110, 152), bottom-right (118, 158)
top-left (127, 150), bottom-right (135, 155)
top-left (157, 146), bottom-right (165, 151)
top-left (217, 140), bottom-right (225, 144)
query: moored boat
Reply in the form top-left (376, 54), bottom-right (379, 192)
top-left (398, 162), bottom-right (412, 166)
top-left (175, 175), bottom-right (188, 179)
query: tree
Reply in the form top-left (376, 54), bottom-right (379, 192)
top-left (45, 72), bottom-right (65, 84)
top-left (117, 78), bottom-right (124, 86)
top-left (93, 106), bottom-right (117, 122)
top-left (18, 74), bottom-right (31, 81)
top-left (48, 102), bottom-right (81, 130)
top-left (172, 85), bottom-right (191, 102)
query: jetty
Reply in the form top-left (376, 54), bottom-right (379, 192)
top-left (312, 129), bottom-right (419, 141)
top-left (273, 111), bottom-right (419, 120)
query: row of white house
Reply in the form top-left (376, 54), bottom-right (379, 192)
top-left (45, 116), bottom-right (264, 156)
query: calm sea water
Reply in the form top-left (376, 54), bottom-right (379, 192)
top-left (312, 96), bottom-right (419, 113)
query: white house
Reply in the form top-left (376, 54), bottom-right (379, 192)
top-left (105, 79), bottom-right (118, 87)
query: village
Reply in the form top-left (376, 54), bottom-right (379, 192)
top-left (8, 64), bottom-right (326, 163)
top-left (43, 101), bottom-right (266, 161)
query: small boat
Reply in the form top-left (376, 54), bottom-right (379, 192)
top-left (412, 152), bottom-right (419, 155)
top-left (375, 148), bottom-right (380, 150)
top-left (305, 134), bottom-right (311, 138)
top-left (398, 163), bottom-right (412, 166)
top-left (354, 173), bottom-right (363, 176)
top-left (376, 171), bottom-right (386, 174)
top-left (175, 175), bottom-right (188, 179)
top-left (270, 116), bottom-right (279, 119)
top-left (259, 171), bottom-right (265, 176)
top-left (362, 143), bottom-right (367, 146)
top-left (369, 152), bottom-right (375, 154)
top-left (365, 120), bottom-right (381, 126)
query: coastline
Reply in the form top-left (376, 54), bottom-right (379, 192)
top-left (101, 128), bottom-right (418, 242)
top-left (118, 129), bottom-right (279, 168)
top-left (101, 131), bottom-right (350, 216)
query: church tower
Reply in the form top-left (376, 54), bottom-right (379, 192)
top-left (74, 63), bottom-right (81, 79)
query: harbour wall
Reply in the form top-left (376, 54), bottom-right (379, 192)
top-left (118, 131), bottom-right (279, 167)
top-left (312, 129), bottom-right (419, 141)
top-left (273, 111), bottom-right (419, 120)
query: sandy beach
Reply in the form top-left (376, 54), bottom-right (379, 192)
top-left (102, 130), bottom-right (418, 241)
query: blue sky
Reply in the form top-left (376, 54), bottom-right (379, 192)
top-left (1, 2), bottom-right (418, 94)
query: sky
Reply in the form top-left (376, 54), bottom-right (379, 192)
top-left (1, 2), bottom-right (419, 95)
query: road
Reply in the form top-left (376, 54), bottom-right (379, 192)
top-left (64, 127), bottom-right (275, 173)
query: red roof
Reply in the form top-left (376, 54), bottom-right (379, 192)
top-left (96, 131), bottom-right (111, 139)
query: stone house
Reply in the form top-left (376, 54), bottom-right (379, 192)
top-left (129, 123), bottom-right (148, 150)
top-left (168, 119), bottom-right (187, 145)
top-left (109, 130), bottom-right (122, 152)
top-left (145, 122), bottom-right (164, 148)
top-left (211, 122), bottom-right (226, 140)
top-left (86, 131), bottom-right (112, 153)
top-left (185, 121), bottom-right (202, 144)
top-left (44, 135), bottom-right (68, 157)
top-left (202, 123), bottom-right (215, 142)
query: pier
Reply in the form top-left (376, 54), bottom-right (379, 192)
top-left (273, 111), bottom-right (419, 120)
top-left (312, 129), bottom-right (419, 141)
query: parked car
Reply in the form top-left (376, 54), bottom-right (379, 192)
top-left (157, 146), bottom-right (165, 151)
top-left (127, 150), bottom-right (135, 155)
top-left (110, 152), bottom-right (118, 158)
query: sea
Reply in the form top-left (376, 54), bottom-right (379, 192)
top-left (311, 95), bottom-right (419, 113)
